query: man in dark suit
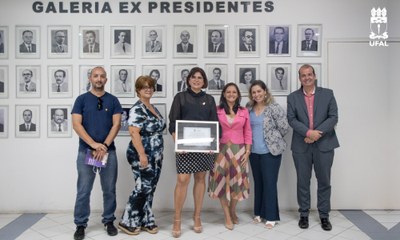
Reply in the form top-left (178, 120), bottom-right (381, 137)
top-left (0, 80), bottom-right (4, 93)
top-left (51, 30), bottom-right (68, 53)
top-left (83, 30), bottom-right (100, 53)
top-left (19, 30), bottom-right (36, 53)
top-left (52, 69), bottom-right (69, 92)
top-left (287, 64), bottom-right (339, 231)
top-left (177, 69), bottom-right (189, 92)
top-left (176, 30), bottom-right (193, 53)
top-left (269, 26), bottom-right (289, 54)
top-left (145, 30), bottom-right (162, 52)
top-left (239, 29), bottom-right (255, 52)
top-left (19, 109), bottom-right (36, 131)
top-left (301, 28), bottom-right (318, 51)
top-left (208, 30), bottom-right (225, 53)
top-left (19, 69), bottom-right (36, 92)
top-left (208, 67), bottom-right (225, 90)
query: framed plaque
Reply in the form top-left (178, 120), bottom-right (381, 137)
top-left (175, 120), bottom-right (219, 153)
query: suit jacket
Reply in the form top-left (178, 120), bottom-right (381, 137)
top-left (51, 120), bottom-right (68, 132)
top-left (51, 83), bottom-right (68, 92)
top-left (19, 82), bottom-right (36, 92)
top-left (19, 123), bottom-right (36, 131)
top-left (239, 42), bottom-right (255, 52)
top-left (0, 123), bottom-right (3, 132)
top-left (19, 43), bottom-right (37, 53)
top-left (287, 87), bottom-right (339, 153)
top-left (176, 43), bottom-right (193, 53)
top-left (51, 44), bottom-right (68, 53)
top-left (0, 43), bottom-right (4, 53)
top-left (301, 40), bottom-right (318, 51)
top-left (114, 81), bottom-right (131, 93)
top-left (156, 84), bottom-right (162, 92)
top-left (208, 42), bottom-right (225, 53)
top-left (145, 40), bottom-right (162, 52)
top-left (208, 79), bottom-right (225, 90)
top-left (83, 42), bottom-right (100, 53)
top-left (0, 81), bottom-right (4, 93)
top-left (114, 42), bottom-right (132, 54)
top-left (177, 81), bottom-right (187, 92)
top-left (269, 40), bottom-right (289, 54)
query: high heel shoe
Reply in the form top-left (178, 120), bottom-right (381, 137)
top-left (193, 215), bottom-right (203, 233)
top-left (172, 219), bottom-right (181, 238)
top-left (225, 223), bottom-right (234, 230)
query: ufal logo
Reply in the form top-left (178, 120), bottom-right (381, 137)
top-left (369, 7), bottom-right (388, 47)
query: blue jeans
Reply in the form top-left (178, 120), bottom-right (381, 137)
top-left (74, 150), bottom-right (118, 227)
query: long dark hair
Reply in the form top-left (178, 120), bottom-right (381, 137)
top-left (219, 82), bottom-right (242, 114)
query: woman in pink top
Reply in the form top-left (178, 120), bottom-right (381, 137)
top-left (209, 83), bottom-right (252, 230)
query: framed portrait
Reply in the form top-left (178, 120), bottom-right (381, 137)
top-left (173, 64), bottom-right (197, 95)
top-left (267, 63), bottom-right (291, 95)
top-left (16, 65), bottom-right (41, 98)
top-left (173, 25), bottom-right (197, 58)
top-left (15, 105), bottom-right (40, 138)
top-left (297, 24), bottom-right (322, 57)
top-left (142, 65), bottom-right (167, 98)
top-left (79, 65), bottom-right (104, 94)
top-left (0, 65), bottom-right (8, 98)
top-left (47, 25), bottom-right (72, 58)
top-left (142, 25), bottom-right (166, 58)
top-left (110, 26), bottom-right (135, 59)
top-left (15, 25), bottom-right (40, 59)
top-left (205, 64), bottom-right (228, 95)
top-left (0, 105), bottom-right (8, 138)
top-left (296, 63), bottom-right (322, 88)
top-left (79, 26), bottom-right (104, 59)
top-left (47, 105), bottom-right (72, 138)
top-left (235, 25), bottom-right (260, 58)
top-left (235, 64), bottom-right (260, 95)
top-left (119, 105), bottom-right (131, 136)
top-left (48, 65), bottom-right (73, 98)
top-left (175, 120), bottom-right (219, 153)
top-left (204, 25), bottom-right (228, 58)
top-left (267, 25), bottom-right (291, 56)
top-left (0, 26), bottom-right (9, 59)
top-left (153, 103), bottom-right (167, 134)
top-left (110, 65), bottom-right (135, 98)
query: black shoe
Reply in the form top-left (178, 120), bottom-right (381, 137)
top-left (298, 216), bottom-right (309, 229)
top-left (321, 218), bottom-right (332, 231)
top-left (141, 225), bottom-right (159, 234)
top-left (74, 226), bottom-right (85, 240)
top-left (104, 222), bottom-right (118, 236)
top-left (118, 222), bottom-right (140, 235)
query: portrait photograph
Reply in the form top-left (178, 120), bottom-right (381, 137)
top-left (153, 103), bottom-right (167, 134)
top-left (267, 25), bottom-right (291, 56)
top-left (47, 105), bottom-right (72, 138)
top-left (79, 65), bottom-right (104, 94)
top-left (142, 65), bottom-right (167, 98)
top-left (142, 25), bottom-right (166, 58)
top-left (0, 105), bottom-right (8, 138)
top-left (15, 105), bottom-right (40, 138)
top-left (15, 25), bottom-right (40, 59)
top-left (79, 26), bottom-right (104, 59)
top-left (110, 26), bottom-right (135, 59)
top-left (236, 25), bottom-right (260, 58)
top-left (48, 65), bottom-right (73, 98)
top-left (16, 65), bottom-right (41, 98)
top-left (204, 25), bottom-right (228, 58)
top-left (205, 64), bottom-right (228, 95)
top-left (235, 64), bottom-right (260, 95)
top-left (110, 65), bottom-right (135, 98)
top-left (297, 24), bottom-right (322, 57)
top-left (0, 65), bottom-right (8, 98)
top-left (174, 25), bottom-right (198, 58)
top-left (296, 63), bottom-right (322, 88)
top-left (0, 26), bottom-right (9, 59)
top-left (173, 64), bottom-right (197, 95)
top-left (267, 63), bottom-right (291, 95)
top-left (47, 25), bottom-right (72, 59)
top-left (118, 105), bottom-right (131, 136)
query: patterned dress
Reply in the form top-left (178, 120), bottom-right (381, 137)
top-left (121, 100), bottom-right (166, 228)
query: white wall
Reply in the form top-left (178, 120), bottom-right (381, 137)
top-left (0, 0), bottom-right (398, 213)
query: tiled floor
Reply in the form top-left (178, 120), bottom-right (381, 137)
top-left (1, 210), bottom-right (399, 240)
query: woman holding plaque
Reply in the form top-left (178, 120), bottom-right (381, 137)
top-left (247, 80), bottom-right (289, 229)
top-left (119, 76), bottom-right (166, 235)
top-left (209, 83), bottom-right (252, 230)
top-left (169, 67), bottom-right (218, 238)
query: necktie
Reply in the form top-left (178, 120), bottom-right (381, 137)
top-left (90, 45), bottom-right (93, 53)
top-left (27, 46), bottom-right (31, 52)
top-left (248, 45), bottom-right (252, 51)
top-left (59, 45), bottom-right (64, 52)
top-left (25, 84), bottom-right (29, 91)
top-left (58, 124), bottom-right (62, 132)
top-left (181, 82), bottom-right (186, 91)
top-left (306, 41), bottom-right (310, 50)
top-left (280, 81), bottom-right (284, 90)
top-left (151, 41), bottom-right (155, 50)
top-left (122, 43), bottom-right (126, 52)
top-left (214, 45), bottom-right (218, 52)
top-left (275, 42), bottom-right (280, 54)
top-left (183, 45), bottom-right (187, 52)
top-left (57, 84), bottom-right (61, 92)
top-left (217, 81), bottom-right (220, 89)
top-left (26, 124), bottom-right (30, 131)
top-left (122, 82), bottom-right (127, 92)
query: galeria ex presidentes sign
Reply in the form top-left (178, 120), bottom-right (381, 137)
top-left (32, 1), bottom-right (275, 13)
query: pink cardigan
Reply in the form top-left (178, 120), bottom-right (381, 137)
top-left (217, 107), bottom-right (252, 145)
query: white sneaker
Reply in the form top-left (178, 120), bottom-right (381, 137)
top-left (253, 216), bottom-right (261, 224)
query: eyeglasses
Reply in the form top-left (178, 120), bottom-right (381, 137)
top-left (245, 35), bottom-right (254, 38)
top-left (22, 73), bottom-right (32, 76)
top-left (97, 97), bottom-right (103, 110)
top-left (142, 86), bottom-right (154, 91)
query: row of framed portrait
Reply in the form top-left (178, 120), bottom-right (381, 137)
top-left (0, 103), bottom-right (167, 138)
top-left (0, 24), bottom-right (322, 59)
top-left (0, 63), bottom-right (321, 99)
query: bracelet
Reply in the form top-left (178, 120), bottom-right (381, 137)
top-left (103, 143), bottom-right (109, 149)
